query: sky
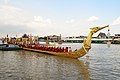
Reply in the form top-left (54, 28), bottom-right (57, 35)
top-left (0, 0), bottom-right (120, 37)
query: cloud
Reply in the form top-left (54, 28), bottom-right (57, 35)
top-left (87, 16), bottom-right (99, 21)
top-left (4, 0), bottom-right (10, 4)
top-left (0, 5), bottom-right (54, 36)
top-left (112, 16), bottom-right (120, 25)
top-left (0, 5), bottom-right (31, 26)
top-left (26, 16), bottom-right (53, 28)
top-left (65, 19), bottom-right (75, 23)
top-left (34, 16), bottom-right (43, 22)
top-left (0, 5), bottom-right (53, 27)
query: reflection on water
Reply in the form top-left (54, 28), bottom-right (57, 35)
top-left (107, 41), bottom-right (111, 48)
top-left (0, 50), bottom-right (90, 80)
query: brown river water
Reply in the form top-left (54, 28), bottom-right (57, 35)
top-left (0, 43), bottom-right (120, 80)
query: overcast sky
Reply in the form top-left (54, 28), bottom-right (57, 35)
top-left (0, 0), bottom-right (120, 37)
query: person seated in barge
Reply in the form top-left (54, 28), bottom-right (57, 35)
top-left (65, 47), bottom-right (68, 52)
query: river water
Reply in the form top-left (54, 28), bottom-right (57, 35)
top-left (0, 43), bottom-right (120, 80)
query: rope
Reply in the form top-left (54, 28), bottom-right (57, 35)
top-left (82, 44), bottom-right (88, 53)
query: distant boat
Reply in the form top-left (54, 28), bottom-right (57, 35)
top-left (0, 44), bottom-right (22, 51)
top-left (46, 36), bottom-right (56, 47)
top-left (58, 40), bottom-right (63, 44)
top-left (58, 34), bottom-right (63, 44)
top-left (23, 25), bottom-right (109, 59)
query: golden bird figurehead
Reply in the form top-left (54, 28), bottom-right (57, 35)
top-left (90, 25), bottom-right (109, 33)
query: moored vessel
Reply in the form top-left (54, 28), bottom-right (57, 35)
top-left (0, 44), bottom-right (22, 51)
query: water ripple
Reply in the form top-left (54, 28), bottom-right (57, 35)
top-left (0, 44), bottom-right (120, 80)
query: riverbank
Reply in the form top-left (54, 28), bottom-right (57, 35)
top-left (61, 38), bottom-right (120, 44)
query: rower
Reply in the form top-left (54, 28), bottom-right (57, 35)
top-left (65, 47), bottom-right (68, 52)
